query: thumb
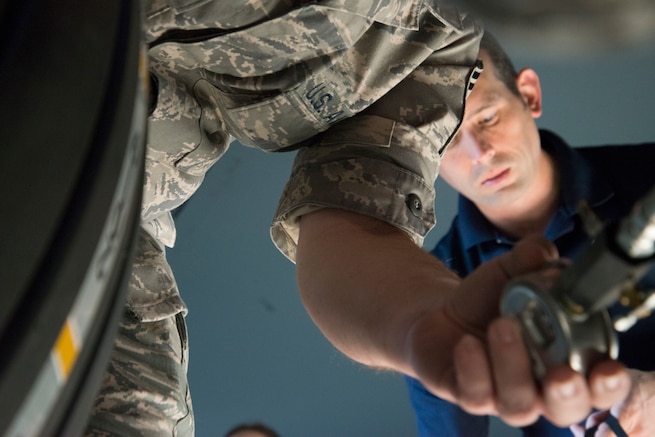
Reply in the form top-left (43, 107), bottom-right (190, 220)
top-left (447, 234), bottom-right (559, 336)
top-left (497, 234), bottom-right (560, 279)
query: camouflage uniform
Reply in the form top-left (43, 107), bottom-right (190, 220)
top-left (86, 1), bottom-right (483, 435)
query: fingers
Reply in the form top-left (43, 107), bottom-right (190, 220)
top-left (445, 235), bottom-right (559, 337)
top-left (497, 235), bottom-right (559, 279)
top-left (445, 235), bottom-right (627, 430)
top-left (453, 315), bottom-right (626, 429)
top-left (588, 361), bottom-right (631, 410)
top-left (453, 334), bottom-right (495, 415)
top-left (540, 361), bottom-right (629, 428)
top-left (454, 318), bottom-right (542, 426)
top-left (542, 365), bottom-right (592, 426)
top-left (487, 318), bottom-right (542, 426)
top-left (466, 235), bottom-right (558, 301)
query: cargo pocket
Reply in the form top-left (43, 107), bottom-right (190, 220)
top-left (170, 79), bottom-right (230, 176)
top-left (210, 84), bottom-right (342, 151)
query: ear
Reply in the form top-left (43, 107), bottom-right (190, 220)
top-left (516, 68), bottom-right (542, 118)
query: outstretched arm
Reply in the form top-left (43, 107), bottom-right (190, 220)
top-left (296, 208), bottom-right (631, 427)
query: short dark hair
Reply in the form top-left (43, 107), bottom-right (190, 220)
top-left (479, 32), bottom-right (521, 97)
top-left (225, 422), bottom-right (280, 437)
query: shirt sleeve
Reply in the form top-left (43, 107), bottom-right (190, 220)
top-left (143, 0), bottom-right (483, 261)
top-left (270, 11), bottom-right (483, 261)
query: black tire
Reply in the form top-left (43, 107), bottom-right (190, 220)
top-left (0, 0), bottom-right (146, 435)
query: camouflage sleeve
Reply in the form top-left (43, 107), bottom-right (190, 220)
top-left (141, 0), bottom-right (481, 256)
top-left (138, 0), bottom-right (408, 317)
top-left (270, 8), bottom-right (483, 261)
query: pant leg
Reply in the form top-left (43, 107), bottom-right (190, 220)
top-left (85, 231), bottom-right (194, 437)
top-left (85, 312), bottom-right (193, 437)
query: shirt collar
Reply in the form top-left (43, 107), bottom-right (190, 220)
top-left (456, 129), bottom-right (615, 250)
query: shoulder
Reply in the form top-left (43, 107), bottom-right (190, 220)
top-left (578, 142), bottom-right (655, 163)
top-left (541, 130), bottom-right (654, 167)
top-left (579, 142), bottom-right (655, 183)
top-left (578, 142), bottom-right (655, 210)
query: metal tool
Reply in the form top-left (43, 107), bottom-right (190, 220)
top-left (500, 186), bottom-right (655, 379)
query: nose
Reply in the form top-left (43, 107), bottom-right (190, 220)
top-left (459, 130), bottom-right (494, 163)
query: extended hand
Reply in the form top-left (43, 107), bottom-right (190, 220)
top-left (296, 211), bottom-right (631, 429)
top-left (408, 235), bottom-right (631, 428)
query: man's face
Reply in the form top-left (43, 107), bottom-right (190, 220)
top-left (439, 51), bottom-right (543, 209)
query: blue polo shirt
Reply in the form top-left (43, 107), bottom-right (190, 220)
top-left (406, 130), bottom-right (655, 437)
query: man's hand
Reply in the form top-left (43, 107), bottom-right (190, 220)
top-left (571, 369), bottom-right (655, 437)
top-left (296, 208), bottom-right (630, 429)
top-left (408, 234), bottom-right (631, 428)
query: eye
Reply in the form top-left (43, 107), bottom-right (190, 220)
top-left (479, 111), bottom-right (498, 126)
top-left (478, 110), bottom-right (498, 127)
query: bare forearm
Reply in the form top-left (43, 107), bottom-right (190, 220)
top-left (295, 208), bottom-right (460, 375)
top-left (296, 208), bottom-right (632, 428)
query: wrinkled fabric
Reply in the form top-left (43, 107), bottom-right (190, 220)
top-left (133, 0), bottom-right (482, 329)
top-left (86, 230), bottom-right (193, 436)
top-left (142, 0), bottom-right (482, 264)
top-left (89, 1), bottom-right (483, 435)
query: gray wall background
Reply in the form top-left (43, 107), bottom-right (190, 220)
top-left (167, 35), bottom-right (655, 437)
